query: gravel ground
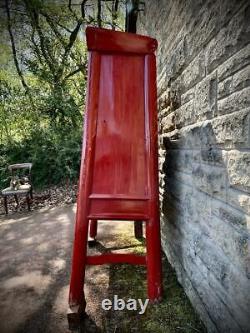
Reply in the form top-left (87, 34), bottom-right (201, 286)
top-left (0, 205), bottom-right (126, 333)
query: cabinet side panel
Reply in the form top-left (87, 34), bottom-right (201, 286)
top-left (91, 54), bottom-right (148, 197)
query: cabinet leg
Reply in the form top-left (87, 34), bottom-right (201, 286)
top-left (146, 217), bottom-right (162, 302)
top-left (89, 219), bottom-right (98, 245)
top-left (68, 211), bottom-right (89, 329)
top-left (134, 220), bottom-right (143, 239)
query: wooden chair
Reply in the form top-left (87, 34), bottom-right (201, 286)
top-left (1, 163), bottom-right (33, 214)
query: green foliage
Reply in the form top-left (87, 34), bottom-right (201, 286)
top-left (0, 127), bottom-right (82, 189)
top-left (0, 0), bottom-right (125, 190)
top-left (0, 54), bottom-right (84, 189)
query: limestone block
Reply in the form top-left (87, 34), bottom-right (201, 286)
top-left (178, 109), bottom-right (250, 149)
top-left (211, 109), bottom-right (250, 148)
top-left (227, 150), bottom-right (250, 192)
top-left (174, 149), bottom-right (194, 173)
top-left (206, 5), bottom-right (250, 74)
top-left (174, 50), bottom-right (206, 94)
top-left (217, 43), bottom-right (250, 82)
top-left (161, 112), bottom-right (176, 132)
top-left (199, 147), bottom-right (226, 166)
top-left (161, 238), bottom-right (219, 333)
top-left (192, 164), bottom-right (227, 198)
top-left (176, 109), bottom-right (249, 149)
top-left (181, 87), bottom-right (195, 105)
top-left (194, 73), bottom-right (217, 120)
top-left (165, 36), bottom-right (187, 83)
top-left (197, 209), bottom-right (250, 279)
top-left (178, 121), bottom-right (217, 149)
top-left (212, 201), bottom-right (248, 231)
top-left (220, 0), bottom-right (250, 26)
top-left (175, 100), bottom-right (194, 129)
top-left (217, 86), bottom-right (250, 116)
top-left (164, 225), bottom-right (250, 332)
top-left (218, 64), bottom-right (250, 99)
top-left (184, 0), bottom-right (220, 60)
top-left (227, 187), bottom-right (250, 216)
top-left (164, 222), bottom-right (250, 331)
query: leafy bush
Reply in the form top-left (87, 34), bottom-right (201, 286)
top-left (0, 0), bottom-right (125, 191)
top-left (0, 127), bottom-right (82, 190)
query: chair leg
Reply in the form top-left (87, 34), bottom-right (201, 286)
top-left (134, 220), bottom-right (143, 239)
top-left (14, 194), bottom-right (19, 208)
top-left (145, 216), bottom-right (163, 302)
top-left (26, 195), bottom-right (31, 211)
top-left (68, 210), bottom-right (89, 328)
top-left (4, 196), bottom-right (8, 215)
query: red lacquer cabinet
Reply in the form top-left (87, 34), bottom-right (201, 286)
top-left (68, 27), bottom-right (162, 326)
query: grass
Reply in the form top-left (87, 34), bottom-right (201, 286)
top-left (101, 233), bottom-right (206, 333)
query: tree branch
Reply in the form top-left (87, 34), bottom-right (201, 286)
top-left (68, 0), bottom-right (78, 20)
top-left (24, 2), bottom-right (55, 76)
top-left (112, 0), bottom-right (119, 30)
top-left (63, 65), bottom-right (85, 81)
top-left (38, 10), bottom-right (84, 83)
top-left (80, 0), bottom-right (88, 20)
top-left (30, 28), bottom-right (43, 65)
top-left (54, 21), bottom-right (73, 34)
top-left (5, 0), bottom-right (30, 94)
top-left (97, 0), bottom-right (102, 27)
top-left (40, 11), bottom-right (67, 48)
top-left (61, 19), bottom-right (83, 67)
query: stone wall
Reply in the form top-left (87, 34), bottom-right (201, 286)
top-left (137, 1), bottom-right (250, 332)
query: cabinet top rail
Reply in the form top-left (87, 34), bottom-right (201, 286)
top-left (86, 27), bottom-right (157, 54)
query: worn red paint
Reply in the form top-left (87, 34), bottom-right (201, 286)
top-left (86, 254), bottom-right (146, 266)
top-left (68, 27), bottom-right (162, 316)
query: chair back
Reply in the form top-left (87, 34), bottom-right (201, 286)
top-left (8, 163), bottom-right (32, 185)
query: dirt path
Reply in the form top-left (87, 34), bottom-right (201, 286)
top-left (0, 205), bottom-right (205, 333)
